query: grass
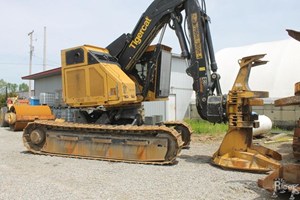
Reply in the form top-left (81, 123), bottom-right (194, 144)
top-left (271, 126), bottom-right (292, 132)
top-left (270, 126), bottom-right (293, 136)
top-left (184, 119), bottom-right (227, 135)
top-left (185, 119), bottom-right (293, 136)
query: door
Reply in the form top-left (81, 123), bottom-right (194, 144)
top-left (166, 94), bottom-right (176, 121)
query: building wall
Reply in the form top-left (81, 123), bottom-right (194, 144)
top-left (189, 103), bottom-right (300, 129)
top-left (34, 76), bottom-right (62, 98)
top-left (143, 101), bottom-right (167, 120)
top-left (253, 104), bottom-right (300, 129)
top-left (143, 55), bottom-right (193, 121)
top-left (170, 59), bottom-right (193, 119)
top-left (169, 56), bottom-right (193, 120)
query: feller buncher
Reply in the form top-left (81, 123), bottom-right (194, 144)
top-left (23, 0), bottom-right (281, 170)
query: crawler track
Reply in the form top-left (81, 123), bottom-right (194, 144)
top-left (23, 120), bottom-right (184, 165)
top-left (162, 121), bottom-right (193, 148)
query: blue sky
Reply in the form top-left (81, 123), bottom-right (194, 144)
top-left (1, 0), bottom-right (300, 84)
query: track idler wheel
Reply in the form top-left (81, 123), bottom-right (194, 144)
top-left (23, 124), bottom-right (46, 152)
top-left (30, 129), bottom-right (46, 145)
top-left (162, 121), bottom-right (192, 148)
top-left (174, 125), bottom-right (191, 148)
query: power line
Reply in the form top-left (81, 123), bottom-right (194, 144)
top-left (33, 54), bottom-right (59, 65)
top-left (0, 62), bottom-right (58, 66)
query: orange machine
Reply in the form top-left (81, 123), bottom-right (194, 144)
top-left (0, 97), bottom-right (54, 131)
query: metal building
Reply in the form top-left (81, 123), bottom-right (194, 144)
top-left (22, 67), bottom-right (62, 98)
top-left (143, 54), bottom-right (193, 121)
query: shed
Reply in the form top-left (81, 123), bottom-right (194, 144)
top-left (22, 67), bottom-right (62, 98)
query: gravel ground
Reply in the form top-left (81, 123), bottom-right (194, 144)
top-left (0, 127), bottom-right (294, 200)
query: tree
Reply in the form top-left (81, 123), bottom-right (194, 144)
top-left (0, 79), bottom-right (7, 107)
top-left (0, 79), bottom-right (7, 94)
top-left (0, 80), bottom-right (29, 107)
top-left (7, 83), bottom-right (17, 94)
top-left (19, 83), bottom-right (29, 92)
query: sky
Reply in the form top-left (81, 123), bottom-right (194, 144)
top-left (1, 0), bottom-right (300, 85)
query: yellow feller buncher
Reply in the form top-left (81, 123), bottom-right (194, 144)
top-left (23, 0), bottom-right (281, 169)
top-left (258, 29), bottom-right (300, 197)
top-left (0, 97), bottom-right (54, 131)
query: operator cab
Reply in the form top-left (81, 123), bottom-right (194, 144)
top-left (133, 44), bottom-right (172, 101)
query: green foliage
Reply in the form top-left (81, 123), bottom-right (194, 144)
top-left (184, 119), bottom-right (227, 135)
top-left (0, 79), bottom-right (6, 89)
top-left (0, 95), bottom-right (6, 107)
top-left (19, 83), bottom-right (29, 92)
top-left (7, 83), bottom-right (18, 94)
top-left (0, 79), bottom-right (29, 107)
top-left (0, 79), bottom-right (7, 107)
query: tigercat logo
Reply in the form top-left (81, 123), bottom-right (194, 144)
top-left (129, 16), bottom-right (152, 49)
top-left (191, 13), bottom-right (203, 59)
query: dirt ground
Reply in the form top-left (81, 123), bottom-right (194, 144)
top-left (0, 127), bottom-right (297, 200)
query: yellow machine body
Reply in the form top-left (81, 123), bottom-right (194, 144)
top-left (61, 45), bottom-right (137, 108)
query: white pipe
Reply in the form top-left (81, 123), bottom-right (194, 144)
top-left (253, 115), bottom-right (272, 136)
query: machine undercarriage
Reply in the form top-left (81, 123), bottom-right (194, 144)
top-left (23, 120), bottom-right (187, 164)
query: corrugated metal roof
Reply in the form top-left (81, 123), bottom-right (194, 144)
top-left (22, 67), bottom-right (61, 80)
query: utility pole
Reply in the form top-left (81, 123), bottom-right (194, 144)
top-left (43, 26), bottom-right (47, 71)
top-left (28, 30), bottom-right (34, 98)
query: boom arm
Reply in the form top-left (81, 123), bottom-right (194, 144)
top-left (107, 0), bottom-right (226, 123)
